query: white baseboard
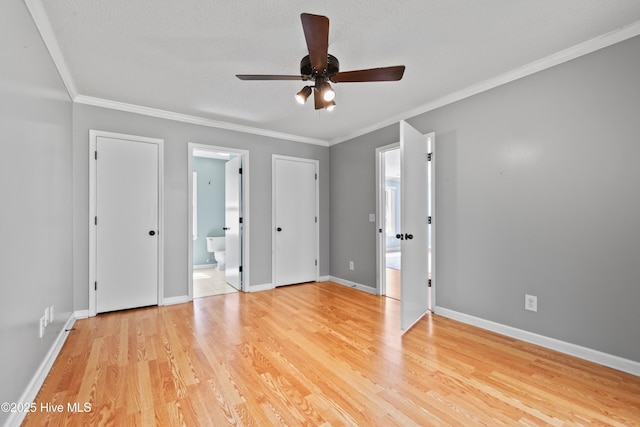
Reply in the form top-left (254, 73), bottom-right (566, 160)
top-left (4, 314), bottom-right (76, 427)
top-left (318, 275), bottom-right (330, 282)
top-left (248, 283), bottom-right (275, 292)
top-left (329, 276), bottom-right (378, 295)
top-left (73, 309), bottom-right (89, 319)
top-left (163, 295), bottom-right (191, 306)
top-left (435, 306), bottom-right (640, 377)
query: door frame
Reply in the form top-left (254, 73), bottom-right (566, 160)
top-left (375, 142), bottom-right (400, 297)
top-left (89, 130), bottom-right (165, 317)
top-left (375, 132), bottom-right (436, 311)
top-left (272, 155), bottom-right (319, 287)
top-left (187, 143), bottom-right (250, 296)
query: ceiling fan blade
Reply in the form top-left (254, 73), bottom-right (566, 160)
top-left (330, 65), bottom-right (405, 83)
top-left (236, 74), bottom-right (306, 81)
top-left (301, 13), bottom-right (329, 71)
top-left (313, 88), bottom-right (324, 110)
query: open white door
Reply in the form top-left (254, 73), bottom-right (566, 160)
top-left (400, 121), bottom-right (429, 332)
top-left (225, 156), bottom-right (242, 290)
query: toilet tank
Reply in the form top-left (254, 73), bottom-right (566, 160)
top-left (206, 236), bottom-right (225, 252)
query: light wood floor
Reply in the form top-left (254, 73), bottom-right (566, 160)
top-left (24, 282), bottom-right (640, 426)
top-left (386, 267), bottom-right (401, 300)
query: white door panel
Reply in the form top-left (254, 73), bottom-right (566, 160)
top-left (96, 136), bottom-right (159, 313)
top-left (400, 121), bottom-right (429, 331)
top-left (225, 156), bottom-right (242, 290)
top-left (274, 157), bottom-right (317, 286)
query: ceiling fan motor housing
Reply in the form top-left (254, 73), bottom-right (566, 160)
top-left (300, 54), bottom-right (340, 80)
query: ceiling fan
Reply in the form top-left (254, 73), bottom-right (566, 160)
top-left (236, 13), bottom-right (405, 111)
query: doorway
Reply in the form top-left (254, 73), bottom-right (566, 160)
top-left (376, 145), bottom-right (402, 300)
top-left (187, 143), bottom-right (250, 298)
top-left (376, 123), bottom-right (435, 331)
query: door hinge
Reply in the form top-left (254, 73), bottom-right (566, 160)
top-left (428, 279), bottom-right (432, 287)
top-left (94, 151), bottom-right (98, 160)
top-left (428, 216), bottom-right (432, 224)
top-left (239, 167), bottom-right (242, 174)
top-left (239, 266), bottom-right (242, 272)
top-left (315, 259), bottom-right (318, 266)
top-left (315, 216), bottom-right (317, 223)
top-left (94, 216), bottom-right (97, 225)
top-left (94, 281), bottom-right (97, 291)
top-left (239, 217), bottom-right (243, 224)
top-left (427, 152), bottom-right (432, 161)
top-left (315, 173), bottom-right (318, 180)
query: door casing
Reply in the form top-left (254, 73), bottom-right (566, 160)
top-left (375, 142), bottom-right (400, 297)
top-left (89, 130), bottom-right (165, 317)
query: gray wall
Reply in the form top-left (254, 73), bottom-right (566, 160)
top-left (330, 35), bottom-right (640, 362)
top-left (192, 157), bottom-right (226, 266)
top-left (0, 0), bottom-right (73, 421)
top-left (330, 123), bottom-right (398, 286)
top-left (72, 104), bottom-right (330, 309)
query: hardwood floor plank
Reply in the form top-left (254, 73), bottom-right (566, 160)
top-left (23, 282), bottom-right (640, 426)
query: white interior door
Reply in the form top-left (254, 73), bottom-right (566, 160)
top-left (400, 121), bottom-right (429, 331)
top-left (225, 156), bottom-right (242, 290)
top-left (273, 156), bottom-right (317, 286)
top-left (96, 136), bottom-right (159, 313)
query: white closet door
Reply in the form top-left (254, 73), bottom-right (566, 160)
top-left (96, 136), bottom-right (159, 313)
top-left (273, 157), bottom-right (317, 286)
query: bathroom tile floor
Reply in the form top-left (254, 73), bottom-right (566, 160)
top-left (193, 267), bottom-right (238, 298)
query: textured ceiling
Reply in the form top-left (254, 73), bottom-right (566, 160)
top-left (36, 0), bottom-right (640, 144)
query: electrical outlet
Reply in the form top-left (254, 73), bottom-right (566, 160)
top-left (349, 261), bottom-right (354, 270)
top-left (525, 294), bottom-right (538, 312)
top-left (49, 305), bottom-right (54, 323)
top-left (44, 307), bottom-right (49, 327)
top-left (39, 316), bottom-right (45, 338)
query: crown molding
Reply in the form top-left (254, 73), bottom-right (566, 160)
top-left (329, 19), bottom-right (640, 146)
top-left (26, 0), bottom-right (640, 148)
top-left (74, 96), bottom-right (329, 146)
top-left (24, 0), bottom-right (78, 99)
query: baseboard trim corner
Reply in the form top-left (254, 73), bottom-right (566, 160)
top-left (248, 283), bottom-right (275, 292)
top-left (74, 309), bottom-right (89, 319)
top-left (434, 306), bottom-right (640, 377)
top-left (163, 295), bottom-right (191, 306)
top-left (329, 276), bottom-right (378, 295)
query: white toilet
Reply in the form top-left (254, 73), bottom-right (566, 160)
top-left (205, 237), bottom-right (226, 271)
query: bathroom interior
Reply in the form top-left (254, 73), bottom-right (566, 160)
top-left (192, 149), bottom-right (239, 298)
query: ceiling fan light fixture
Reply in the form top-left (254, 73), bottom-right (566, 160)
top-left (236, 14), bottom-right (405, 111)
top-left (295, 86), bottom-right (312, 104)
top-left (321, 82), bottom-right (335, 102)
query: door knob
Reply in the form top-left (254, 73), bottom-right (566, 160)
top-left (148, 230), bottom-right (156, 236)
top-left (223, 227), bottom-right (230, 230)
top-left (277, 227), bottom-right (282, 232)
top-left (405, 233), bottom-right (413, 240)
top-left (395, 233), bottom-right (403, 240)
